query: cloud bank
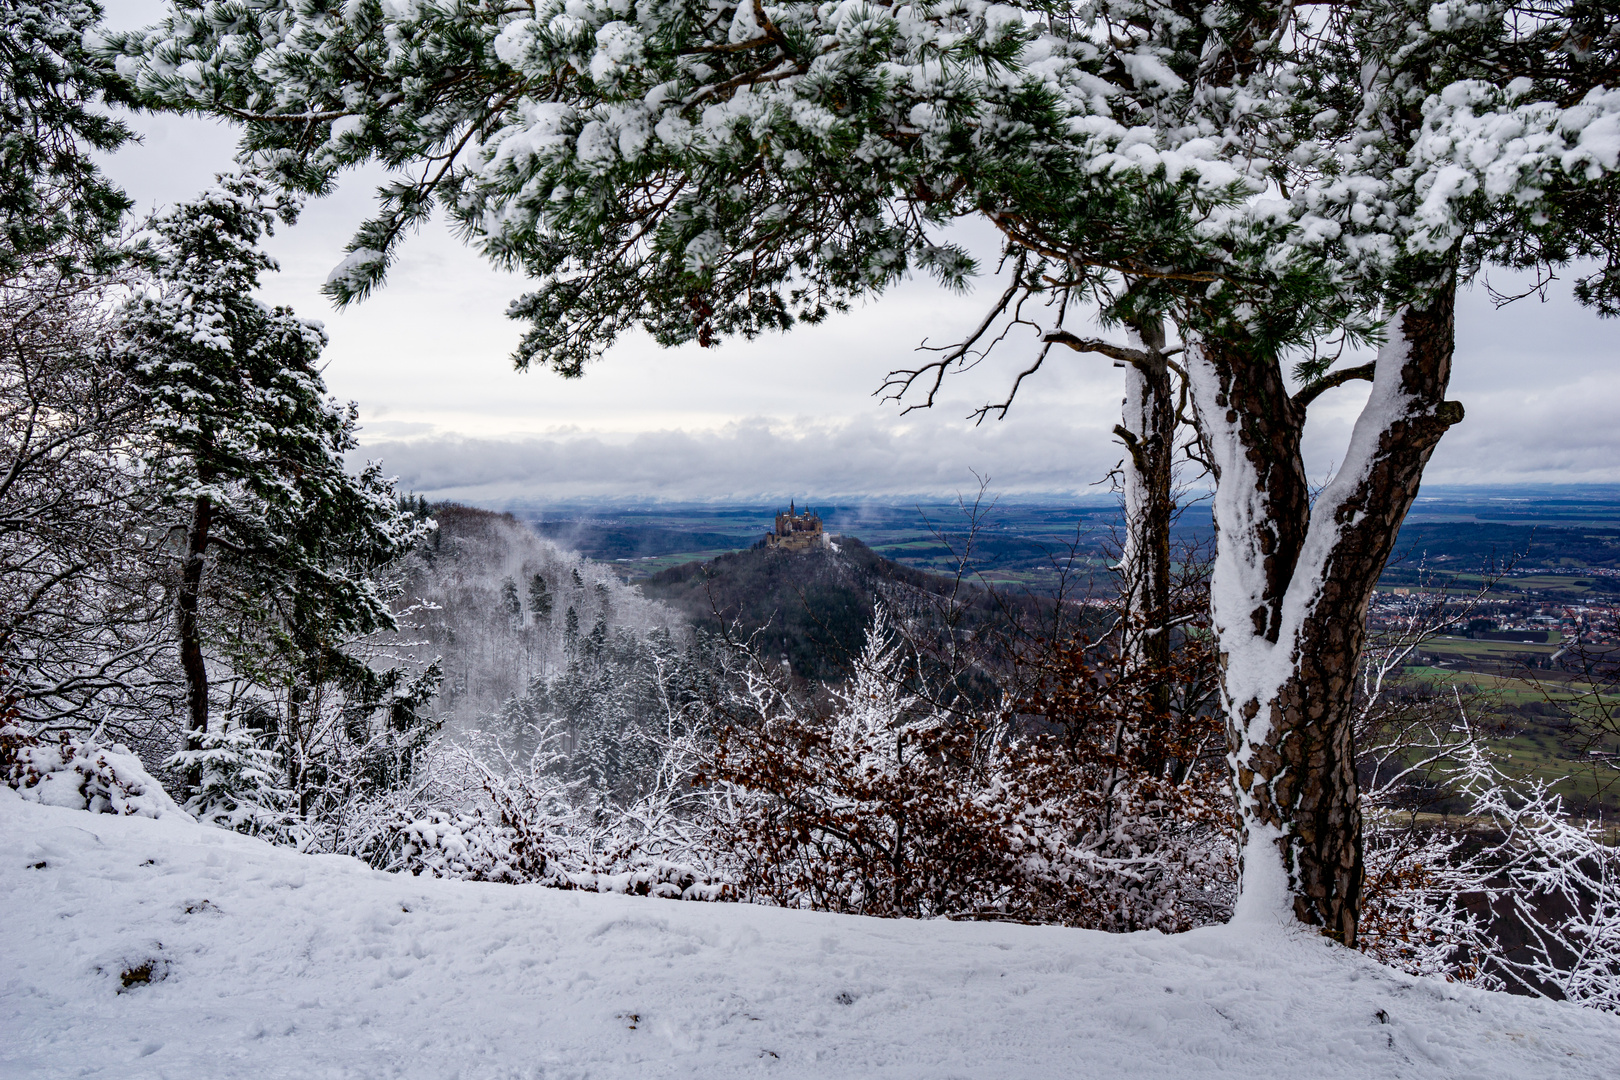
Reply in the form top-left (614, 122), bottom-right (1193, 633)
top-left (360, 414), bottom-right (1126, 503)
top-left (363, 367), bottom-right (1620, 504)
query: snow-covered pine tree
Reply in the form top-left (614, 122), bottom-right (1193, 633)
top-left (114, 173), bottom-right (428, 798)
top-left (880, 1), bottom-right (1620, 943)
top-left (168, 722), bottom-right (293, 836)
top-left (1173, 0), bottom-right (1620, 942)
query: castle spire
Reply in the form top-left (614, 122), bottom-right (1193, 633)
top-left (790, 499), bottom-right (795, 516)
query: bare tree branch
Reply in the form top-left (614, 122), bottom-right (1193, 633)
top-left (1291, 361), bottom-right (1375, 409)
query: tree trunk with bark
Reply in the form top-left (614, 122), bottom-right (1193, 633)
top-left (1116, 317), bottom-right (1177, 727)
top-left (1047, 317), bottom-right (1178, 711)
top-left (1048, 316), bottom-right (1184, 819)
top-left (1188, 282), bottom-right (1463, 944)
top-left (177, 492), bottom-right (212, 798)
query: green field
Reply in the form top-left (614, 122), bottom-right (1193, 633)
top-left (1397, 652), bottom-right (1620, 812)
top-left (609, 548), bottom-right (755, 578)
top-left (1420, 632), bottom-right (1560, 661)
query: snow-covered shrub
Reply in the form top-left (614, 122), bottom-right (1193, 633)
top-left (487, 625), bottom-right (716, 802)
top-left (165, 724), bottom-right (294, 838)
top-left (395, 809), bottom-right (545, 883)
top-left (1351, 698), bottom-right (1620, 1010)
top-left (1357, 805), bottom-right (1489, 981)
top-left (386, 718), bottom-right (728, 900)
top-left (1452, 735), bottom-right (1620, 1010)
top-left (1010, 618), bottom-right (1237, 931)
top-left (396, 805), bottom-right (725, 899)
top-left (709, 608), bottom-right (1236, 929)
top-left (1352, 670), bottom-right (1490, 980)
top-left (1, 724), bottom-right (182, 818)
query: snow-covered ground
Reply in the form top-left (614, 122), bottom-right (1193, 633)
top-left (5, 787), bottom-right (1618, 1080)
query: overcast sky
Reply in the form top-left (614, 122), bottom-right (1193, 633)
top-left (101, 1), bottom-right (1619, 505)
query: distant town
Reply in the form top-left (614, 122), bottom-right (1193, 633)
top-left (1370, 566), bottom-right (1620, 650)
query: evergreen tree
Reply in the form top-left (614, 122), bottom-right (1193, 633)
top-left (563, 606), bottom-right (579, 647)
top-left (499, 576), bottom-right (522, 629)
top-left (588, 617), bottom-right (608, 656)
top-left (115, 173), bottom-right (427, 797)
top-left (527, 573), bottom-right (552, 625)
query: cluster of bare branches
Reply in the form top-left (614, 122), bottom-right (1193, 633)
top-left (698, 581), bottom-right (1236, 929)
top-left (1531, 636), bottom-right (1620, 806)
top-left (0, 244), bottom-right (178, 750)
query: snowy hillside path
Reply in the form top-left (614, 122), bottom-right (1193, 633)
top-left (4, 789), bottom-right (1617, 1079)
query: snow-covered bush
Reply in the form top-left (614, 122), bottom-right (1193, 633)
top-left (487, 625), bottom-right (717, 802)
top-left (385, 715), bottom-right (728, 901)
top-left (1351, 695), bottom-right (1620, 1010)
top-left (366, 609), bottom-right (730, 897)
top-left (1452, 734), bottom-right (1620, 1010)
top-left (165, 724), bottom-right (294, 838)
top-left (1, 724), bottom-right (182, 818)
top-left (1357, 804), bottom-right (1490, 982)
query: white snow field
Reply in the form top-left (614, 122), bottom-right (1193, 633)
top-left (4, 788), bottom-right (1618, 1080)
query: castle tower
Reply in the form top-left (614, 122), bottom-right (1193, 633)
top-left (765, 500), bottom-right (829, 552)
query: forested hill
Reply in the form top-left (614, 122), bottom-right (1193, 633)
top-left (405, 505), bottom-right (685, 730)
top-left (638, 536), bottom-right (1050, 681)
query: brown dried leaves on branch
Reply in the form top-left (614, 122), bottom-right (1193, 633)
top-left (706, 618), bottom-right (1236, 931)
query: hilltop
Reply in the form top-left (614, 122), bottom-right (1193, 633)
top-left (637, 535), bottom-right (1049, 680)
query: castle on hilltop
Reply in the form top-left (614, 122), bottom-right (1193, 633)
top-left (765, 501), bottom-right (829, 552)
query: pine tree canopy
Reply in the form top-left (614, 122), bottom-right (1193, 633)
top-left (2, 0), bottom-right (139, 273)
top-left (106, 3), bottom-right (1620, 377)
top-left (102, 2), bottom-right (1285, 367)
top-left (115, 173), bottom-right (428, 665)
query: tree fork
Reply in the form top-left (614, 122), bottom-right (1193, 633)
top-left (1194, 281), bottom-right (1464, 944)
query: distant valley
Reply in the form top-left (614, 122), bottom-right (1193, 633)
top-left (507, 485), bottom-right (1620, 596)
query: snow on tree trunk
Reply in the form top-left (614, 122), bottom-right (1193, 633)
top-left (1190, 285), bottom-right (1464, 943)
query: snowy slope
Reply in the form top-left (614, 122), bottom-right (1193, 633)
top-left (4, 788), bottom-right (1618, 1080)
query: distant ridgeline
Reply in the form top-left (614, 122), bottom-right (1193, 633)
top-left (763, 502), bottom-right (830, 552)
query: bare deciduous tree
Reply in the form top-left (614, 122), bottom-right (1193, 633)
top-left (0, 249), bottom-right (176, 747)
